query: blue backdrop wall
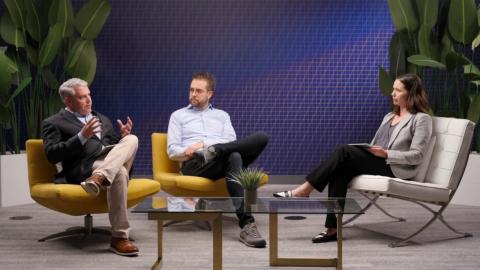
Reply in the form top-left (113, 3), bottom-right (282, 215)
top-left (88, 0), bottom-right (395, 176)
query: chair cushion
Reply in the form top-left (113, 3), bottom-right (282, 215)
top-left (413, 136), bottom-right (436, 183)
top-left (128, 178), bottom-right (161, 201)
top-left (349, 174), bottom-right (450, 203)
top-left (30, 179), bottom-right (160, 216)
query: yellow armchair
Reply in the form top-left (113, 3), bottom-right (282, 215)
top-left (151, 133), bottom-right (268, 197)
top-left (26, 139), bottom-right (161, 241)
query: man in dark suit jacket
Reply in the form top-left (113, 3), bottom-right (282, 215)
top-left (41, 78), bottom-right (139, 256)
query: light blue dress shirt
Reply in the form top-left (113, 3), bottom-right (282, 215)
top-left (65, 108), bottom-right (101, 145)
top-left (167, 104), bottom-right (236, 161)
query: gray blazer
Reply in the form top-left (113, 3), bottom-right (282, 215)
top-left (371, 112), bottom-right (432, 179)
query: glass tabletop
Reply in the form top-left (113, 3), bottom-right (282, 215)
top-left (132, 197), bottom-right (363, 215)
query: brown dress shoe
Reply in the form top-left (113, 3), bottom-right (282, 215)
top-left (80, 174), bottom-right (109, 197)
top-left (110, 237), bottom-right (139, 256)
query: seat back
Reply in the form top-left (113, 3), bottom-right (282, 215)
top-left (152, 133), bottom-right (180, 175)
top-left (25, 139), bottom-right (57, 187)
top-left (423, 117), bottom-right (474, 198)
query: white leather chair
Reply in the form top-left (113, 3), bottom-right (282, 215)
top-left (346, 116), bottom-right (475, 247)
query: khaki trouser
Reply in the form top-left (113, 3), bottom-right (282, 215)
top-left (92, 134), bottom-right (138, 238)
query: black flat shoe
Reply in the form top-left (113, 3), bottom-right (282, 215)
top-left (273, 190), bottom-right (293, 198)
top-left (312, 232), bottom-right (337, 243)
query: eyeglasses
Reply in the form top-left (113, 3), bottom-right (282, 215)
top-left (189, 88), bottom-right (211, 94)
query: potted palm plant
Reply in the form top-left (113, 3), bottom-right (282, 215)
top-left (0, 48), bottom-right (32, 207)
top-left (380, 0), bottom-right (480, 206)
top-left (379, 0), bottom-right (480, 151)
top-left (0, 0), bottom-right (112, 140)
top-left (231, 167), bottom-right (265, 205)
top-left (0, 0), bottom-right (111, 207)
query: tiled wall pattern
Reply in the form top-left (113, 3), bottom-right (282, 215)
top-left (90, 0), bottom-right (395, 175)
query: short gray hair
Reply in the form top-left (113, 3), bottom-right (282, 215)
top-left (58, 78), bottom-right (88, 101)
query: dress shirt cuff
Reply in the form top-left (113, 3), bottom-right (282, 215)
top-left (168, 146), bottom-right (190, 161)
top-left (77, 132), bottom-right (87, 145)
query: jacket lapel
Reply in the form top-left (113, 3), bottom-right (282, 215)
top-left (380, 112), bottom-right (395, 127)
top-left (371, 113), bottom-right (394, 144)
top-left (59, 109), bottom-right (84, 129)
top-left (388, 112), bottom-right (413, 148)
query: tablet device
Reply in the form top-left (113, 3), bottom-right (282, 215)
top-left (348, 143), bottom-right (373, 148)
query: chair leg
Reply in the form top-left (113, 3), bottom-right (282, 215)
top-left (388, 202), bottom-right (472, 248)
top-left (343, 192), bottom-right (405, 226)
top-left (365, 193), bottom-right (406, 222)
top-left (38, 214), bottom-right (111, 242)
top-left (343, 194), bottom-right (377, 226)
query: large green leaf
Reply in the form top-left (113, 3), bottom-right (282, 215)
top-left (378, 66), bottom-right (393, 96)
top-left (464, 74), bottom-right (480, 81)
top-left (472, 31), bottom-right (480, 50)
top-left (38, 23), bottom-right (63, 68)
top-left (48, 0), bottom-right (74, 38)
top-left (24, 0), bottom-right (49, 42)
top-left (415, 0), bottom-right (438, 28)
top-left (466, 93), bottom-right (480, 123)
top-left (75, 0), bottom-right (111, 40)
top-left (0, 51), bottom-right (18, 74)
top-left (66, 41), bottom-right (97, 84)
top-left (464, 62), bottom-right (480, 80)
top-left (0, 54), bottom-right (13, 97)
top-left (388, 0), bottom-right (419, 32)
top-left (407, 54), bottom-right (446, 68)
top-left (445, 51), bottom-right (470, 71)
top-left (41, 68), bottom-right (60, 90)
top-left (418, 24), bottom-right (435, 59)
top-left (65, 38), bottom-right (89, 69)
top-left (470, 80), bottom-right (480, 86)
top-left (0, 104), bottom-right (9, 124)
top-left (3, 0), bottom-right (26, 30)
top-left (478, 6), bottom-right (480, 26)
top-left (448, 0), bottom-right (478, 44)
top-left (388, 31), bottom-right (407, 78)
top-left (0, 12), bottom-right (26, 48)
top-left (48, 0), bottom-right (58, 25)
top-left (6, 77), bottom-right (31, 105)
top-left (25, 43), bottom-right (39, 66)
top-left (440, 31), bottom-right (453, 63)
top-left (6, 48), bottom-right (31, 84)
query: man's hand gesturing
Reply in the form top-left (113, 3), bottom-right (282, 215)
top-left (81, 117), bottom-right (102, 138)
top-left (117, 116), bottom-right (133, 138)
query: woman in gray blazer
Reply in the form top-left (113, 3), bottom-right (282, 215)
top-left (274, 73), bottom-right (432, 243)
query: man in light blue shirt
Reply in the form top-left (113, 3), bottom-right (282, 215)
top-left (167, 72), bottom-right (268, 248)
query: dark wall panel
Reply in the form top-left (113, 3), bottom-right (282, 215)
top-left (89, 0), bottom-right (394, 175)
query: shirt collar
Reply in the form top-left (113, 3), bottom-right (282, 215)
top-left (65, 107), bottom-right (92, 118)
top-left (187, 103), bottom-right (213, 111)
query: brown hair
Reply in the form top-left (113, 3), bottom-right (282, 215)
top-left (393, 73), bottom-right (429, 115)
top-left (192, 72), bottom-right (216, 91)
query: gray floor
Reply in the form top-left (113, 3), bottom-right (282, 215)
top-left (1, 184), bottom-right (479, 270)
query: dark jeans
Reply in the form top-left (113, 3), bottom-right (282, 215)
top-left (181, 132), bottom-right (268, 228)
top-left (306, 145), bottom-right (395, 228)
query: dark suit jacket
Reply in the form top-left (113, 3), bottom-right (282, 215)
top-left (41, 109), bottom-right (119, 184)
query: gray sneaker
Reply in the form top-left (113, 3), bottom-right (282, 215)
top-left (239, 222), bottom-right (266, 248)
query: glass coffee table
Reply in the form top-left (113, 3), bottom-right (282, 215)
top-left (133, 197), bottom-right (363, 270)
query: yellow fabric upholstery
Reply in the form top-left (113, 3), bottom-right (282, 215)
top-left (151, 133), bottom-right (268, 197)
top-left (26, 139), bottom-right (160, 216)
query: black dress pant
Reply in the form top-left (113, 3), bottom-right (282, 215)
top-left (181, 132), bottom-right (268, 228)
top-left (306, 145), bottom-right (395, 228)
